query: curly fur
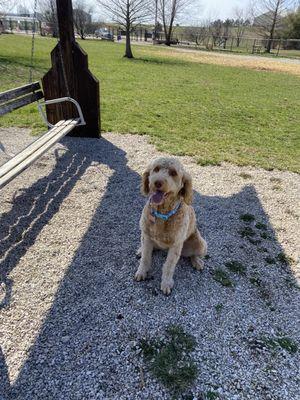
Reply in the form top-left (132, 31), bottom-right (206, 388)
top-left (135, 157), bottom-right (207, 295)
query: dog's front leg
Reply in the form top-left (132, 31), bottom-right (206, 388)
top-left (135, 235), bottom-right (153, 281)
top-left (161, 243), bottom-right (183, 295)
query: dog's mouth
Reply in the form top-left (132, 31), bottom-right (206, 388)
top-left (150, 190), bottom-right (169, 205)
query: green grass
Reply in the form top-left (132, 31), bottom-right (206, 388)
top-left (140, 325), bottom-right (198, 396)
top-left (225, 260), bottom-right (246, 275)
top-left (213, 268), bottom-right (233, 287)
top-left (1, 35), bottom-right (300, 171)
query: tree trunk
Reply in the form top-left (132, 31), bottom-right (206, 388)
top-left (266, 0), bottom-right (280, 53)
top-left (165, 33), bottom-right (171, 46)
top-left (125, 27), bottom-right (133, 58)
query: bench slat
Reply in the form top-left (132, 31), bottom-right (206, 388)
top-left (0, 119), bottom-right (67, 179)
top-left (0, 119), bottom-right (78, 189)
top-left (0, 82), bottom-right (41, 105)
top-left (0, 91), bottom-right (44, 116)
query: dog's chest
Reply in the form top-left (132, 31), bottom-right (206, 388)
top-left (146, 211), bottom-right (183, 248)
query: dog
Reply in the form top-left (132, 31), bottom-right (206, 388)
top-left (135, 157), bottom-right (207, 295)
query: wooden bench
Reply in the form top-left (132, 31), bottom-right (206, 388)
top-left (0, 82), bottom-right (85, 189)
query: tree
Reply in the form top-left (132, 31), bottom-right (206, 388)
top-left (97, 0), bottom-right (152, 58)
top-left (39, 0), bottom-right (58, 37)
top-left (233, 6), bottom-right (250, 47)
top-left (253, 0), bottom-right (295, 52)
top-left (157, 0), bottom-right (191, 46)
top-left (73, 0), bottom-right (92, 39)
top-left (283, 6), bottom-right (300, 38)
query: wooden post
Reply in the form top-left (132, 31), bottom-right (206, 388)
top-left (42, 0), bottom-right (100, 137)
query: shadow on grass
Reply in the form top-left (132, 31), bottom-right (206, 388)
top-left (0, 136), bottom-right (298, 399)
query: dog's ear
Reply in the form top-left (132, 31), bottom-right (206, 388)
top-left (181, 171), bottom-right (193, 205)
top-left (141, 168), bottom-right (150, 196)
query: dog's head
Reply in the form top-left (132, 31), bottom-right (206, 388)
top-left (141, 157), bottom-right (193, 205)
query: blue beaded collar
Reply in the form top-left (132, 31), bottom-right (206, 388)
top-left (150, 201), bottom-right (181, 222)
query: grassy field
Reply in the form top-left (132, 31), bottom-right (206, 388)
top-left (0, 35), bottom-right (299, 172)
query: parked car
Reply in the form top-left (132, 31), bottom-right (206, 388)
top-left (95, 28), bottom-right (114, 41)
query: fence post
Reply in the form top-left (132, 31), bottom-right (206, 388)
top-left (252, 39), bottom-right (256, 54)
top-left (230, 37), bottom-right (233, 51)
top-left (276, 39), bottom-right (281, 56)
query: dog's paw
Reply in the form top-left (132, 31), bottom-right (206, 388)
top-left (160, 279), bottom-right (174, 295)
top-left (134, 270), bottom-right (147, 281)
top-left (191, 256), bottom-right (204, 271)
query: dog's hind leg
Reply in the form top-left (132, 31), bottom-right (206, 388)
top-left (182, 229), bottom-right (207, 270)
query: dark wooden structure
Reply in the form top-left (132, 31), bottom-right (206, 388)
top-left (42, 0), bottom-right (100, 137)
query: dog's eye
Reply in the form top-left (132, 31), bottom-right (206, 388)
top-left (153, 166), bottom-right (160, 173)
top-left (169, 169), bottom-right (177, 177)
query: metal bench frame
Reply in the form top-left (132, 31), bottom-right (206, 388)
top-left (0, 82), bottom-right (85, 189)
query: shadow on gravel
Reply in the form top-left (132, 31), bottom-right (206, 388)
top-left (0, 147), bottom-right (90, 309)
top-left (0, 137), bottom-right (299, 399)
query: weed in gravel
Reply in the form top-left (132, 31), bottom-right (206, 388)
top-left (272, 184), bottom-right (282, 191)
top-left (265, 256), bottom-right (276, 265)
top-left (255, 222), bottom-right (267, 230)
top-left (276, 252), bottom-right (291, 265)
top-left (262, 337), bottom-right (298, 354)
top-left (260, 231), bottom-right (271, 240)
top-left (276, 337), bottom-right (298, 353)
top-left (225, 261), bottom-right (246, 275)
top-left (270, 177), bottom-right (282, 183)
top-left (248, 238), bottom-right (262, 245)
top-left (240, 213), bottom-right (255, 222)
top-left (140, 325), bottom-right (198, 397)
top-left (240, 226), bottom-right (256, 238)
top-left (215, 303), bottom-right (224, 312)
top-left (205, 390), bottom-right (219, 399)
top-left (239, 172), bottom-right (252, 179)
top-left (249, 276), bottom-right (262, 287)
top-left (213, 269), bottom-right (233, 287)
top-left (257, 247), bottom-right (268, 253)
top-left (285, 277), bottom-right (300, 290)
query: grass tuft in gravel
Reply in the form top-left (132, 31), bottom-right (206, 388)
top-left (140, 325), bottom-right (198, 396)
top-left (265, 256), bottom-right (276, 265)
top-left (240, 213), bottom-right (255, 222)
top-left (240, 226), bottom-right (256, 238)
top-left (225, 261), bottom-right (246, 275)
top-left (215, 303), bottom-right (224, 313)
top-left (213, 269), bottom-right (233, 287)
top-left (263, 337), bottom-right (298, 354)
top-left (238, 172), bottom-right (252, 179)
top-left (276, 252), bottom-right (291, 265)
top-left (205, 390), bottom-right (219, 399)
top-left (255, 222), bottom-right (267, 230)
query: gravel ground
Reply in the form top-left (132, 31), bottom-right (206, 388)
top-left (0, 128), bottom-right (299, 400)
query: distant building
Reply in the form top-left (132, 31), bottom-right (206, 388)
top-left (0, 12), bottom-right (43, 33)
top-left (253, 11), bottom-right (284, 28)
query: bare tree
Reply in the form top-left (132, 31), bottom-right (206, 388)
top-left (73, 0), bottom-right (92, 39)
top-left (253, 0), bottom-right (296, 52)
top-left (97, 0), bottom-right (152, 58)
top-left (233, 6), bottom-right (250, 47)
top-left (39, 0), bottom-right (58, 37)
top-left (157, 0), bottom-right (191, 46)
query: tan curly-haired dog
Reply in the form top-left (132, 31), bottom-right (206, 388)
top-left (135, 157), bottom-right (207, 295)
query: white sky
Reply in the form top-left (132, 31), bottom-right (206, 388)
top-left (11, 0), bottom-right (270, 24)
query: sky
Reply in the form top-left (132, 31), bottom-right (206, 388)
top-left (13, 0), bottom-right (253, 23)
top-left (12, 0), bottom-right (300, 25)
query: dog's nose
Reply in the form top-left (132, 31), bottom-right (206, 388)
top-left (155, 180), bottom-right (163, 189)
